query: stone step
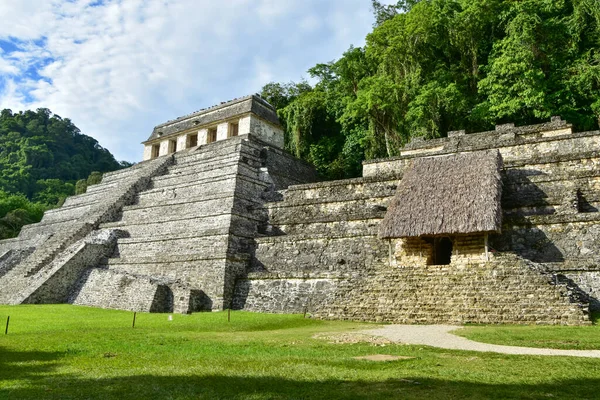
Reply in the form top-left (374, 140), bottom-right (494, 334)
top-left (119, 195), bottom-right (234, 223)
top-left (114, 233), bottom-right (250, 258)
top-left (114, 236), bottom-right (231, 259)
top-left (62, 190), bottom-right (105, 207)
top-left (506, 211), bottom-right (600, 226)
top-left (136, 174), bottom-right (238, 202)
top-left (282, 177), bottom-right (399, 202)
top-left (101, 160), bottom-right (158, 183)
top-left (168, 147), bottom-right (262, 175)
top-left (171, 136), bottom-right (249, 166)
top-left (503, 185), bottom-right (600, 208)
top-left (149, 163), bottom-right (259, 190)
top-left (254, 234), bottom-right (387, 274)
top-left (40, 203), bottom-right (94, 224)
top-left (273, 218), bottom-right (382, 236)
top-left (85, 181), bottom-right (120, 194)
top-left (18, 219), bottom-right (79, 240)
top-left (322, 310), bottom-right (585, 324)
top-left (100, 215), bottom-right (233, 237)
top-left (118, 196), bottom-right (264, 225)
top-left (505, 159), bottom-right (600, 183)
top-left (267, 193), bottom-right (394, 209)
top-left (102, 253), bottom-right (249, 290)
top-left (151, 160), bottom-right (241, 184)
top-left (134, 170), bottom-right (270, 207)
top-left (123, 192), bottom-right (234, 212)
top-left (169, 151), bottom-right (242, 171)
top-left (268, 198), bottom-right (389, 225)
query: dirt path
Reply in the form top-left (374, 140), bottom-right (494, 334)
top-left (360, 325), bottom-right (600, 358)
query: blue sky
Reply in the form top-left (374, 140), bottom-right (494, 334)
top-left (0, 0), bottom-right (393, 162)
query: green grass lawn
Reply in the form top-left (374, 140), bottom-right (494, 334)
top-left (453, 314), bottom-right (600, 351)
top-left (1, 305), bottom-right (599, 400)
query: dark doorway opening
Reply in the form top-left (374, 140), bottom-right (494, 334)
top-left (188, 133), bottom-right (198, 148)
top-left (433, 237), bottom-right (453, 265)
top-left (207, 128), bottom-right (217, 143)
top-left (151, 144), bottom-right (160, 158)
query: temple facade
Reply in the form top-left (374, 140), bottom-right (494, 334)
top-left (0, 95), bottom-right (598, 325)
top-left (142, 95), bottom-right (284, 160)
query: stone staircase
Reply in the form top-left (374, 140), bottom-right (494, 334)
top-left (73, 136), bottom-right (316, 313)
top-left (232, 176), bottom-right (399, 312)
top-left (312, 254), bottom-right (590, 325)
top-left (234, 152), bottom-right (592, 324)
top-left (0, 156), bottom-right (172, 305)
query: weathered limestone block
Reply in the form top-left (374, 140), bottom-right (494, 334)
top-left (71, 268), bottom-right (171, 312)
top-left (233, 276), bottom-right (338, 313)
top-left (15, 229), bottom-right (120, 304)
top-left (563, 271), bottom-right (600, 311)
top-left (312, 255), bottom-right (590, 325)
top-left (254, 235), bottom-right (387, 274)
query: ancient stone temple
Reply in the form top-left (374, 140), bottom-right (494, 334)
top-left (0, 96), bottom-right (598, 325)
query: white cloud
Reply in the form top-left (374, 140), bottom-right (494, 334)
top-left (0, 0), bottom-right (378, 162)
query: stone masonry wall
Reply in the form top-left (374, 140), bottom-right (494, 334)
top-left (311, 254), bottom-right (589, 325)
top-left (68, 135), bottom-right (318, 313)
top-left (237, 119), bottom-right (596, 324)
top-left (0, 155), bottom-right (174, 305)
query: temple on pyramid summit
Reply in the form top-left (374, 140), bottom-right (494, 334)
top-left (0, 94), bottom-right (598, 325)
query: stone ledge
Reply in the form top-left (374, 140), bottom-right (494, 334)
top-left (140, 173), bottom-right (238, 194)
top-left (364, 130), bottom-right (600, 165)
top-left (171, 141), bottom-right (265, 168)
top-left (287, 176), bottom-right (399, 191)
top-left (244, 272), bottom-right (356, 279)
top-left (117, 231), bottom-right (230, 244)
top-left (507, 212), bottom-right (600, 225)
top-left (151, 160), bottom-right (250, 183)
top-left (265, 195), bottom-right (393, 209)
top-left (540, 261), bottom-right (600, 272)
top-left (505, 150), bottom-right (600, 169)
top-left (103, 158), bottom-right (159, 179)
top-left (85, 180), bottom-right (120, 194)
top-left (269, 210), bottom-right (387, 225)
top-left (505, 168), bottom-right (600, 184)
top-left (123, 192), bottom-right (237, 211)
top-left (256, 233), bottom-right (379, 243)
top-left (107, 252), bottom-right (249, 265)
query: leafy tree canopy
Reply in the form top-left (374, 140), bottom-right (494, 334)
top-left (0, 108), bottom-right (129, 238)
top-left (262, 0), bottom-right (600, 179)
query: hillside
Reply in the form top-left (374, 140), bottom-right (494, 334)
top-left (0, 108), bottom-right (130, 238)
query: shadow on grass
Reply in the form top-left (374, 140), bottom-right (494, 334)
top-left (1, 370), bottom-right (600, 399)
top-left (0, 347), bottom-right (65, 382)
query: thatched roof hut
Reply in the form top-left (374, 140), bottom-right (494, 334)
top-left (379, 150), bottom-right (503, 238)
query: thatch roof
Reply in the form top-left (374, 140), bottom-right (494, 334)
top-left (379, 150), bottom-right (503, 238)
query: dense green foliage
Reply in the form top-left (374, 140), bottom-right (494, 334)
top-left (262, 0), bottom-right (600, 179)
top-left (0, 192), bottom-right (47, 239)
top-left (1, 305), bottom-right (599, 399)
top-left (0, 108), bottom-right (129, 238)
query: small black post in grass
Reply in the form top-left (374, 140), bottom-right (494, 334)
top-left (227, 308), bottom-right (231, 322)
top-left (132, 312), bottom-right (137, 329)
top-left (4, 316), bottom-right (9, 335)
top-left (304, 298), bottom-right (311, 318)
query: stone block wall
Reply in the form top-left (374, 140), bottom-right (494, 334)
top-left (71, 268), bottom-right (171, 312)
top-left (233, 176), bottom-right (397, 313)
top-left (311, 255), bottom-right (590, 325)
top-left (2, 116), bottom-right (598, 324)
top-left (358, 120), bottom-right (600, 318)
top-left (72, 135), bottom-right (318, 313)
top-left (0, 156), bottom-right (173, 305)
top-left (238, 119), bottom-right (596, 324)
